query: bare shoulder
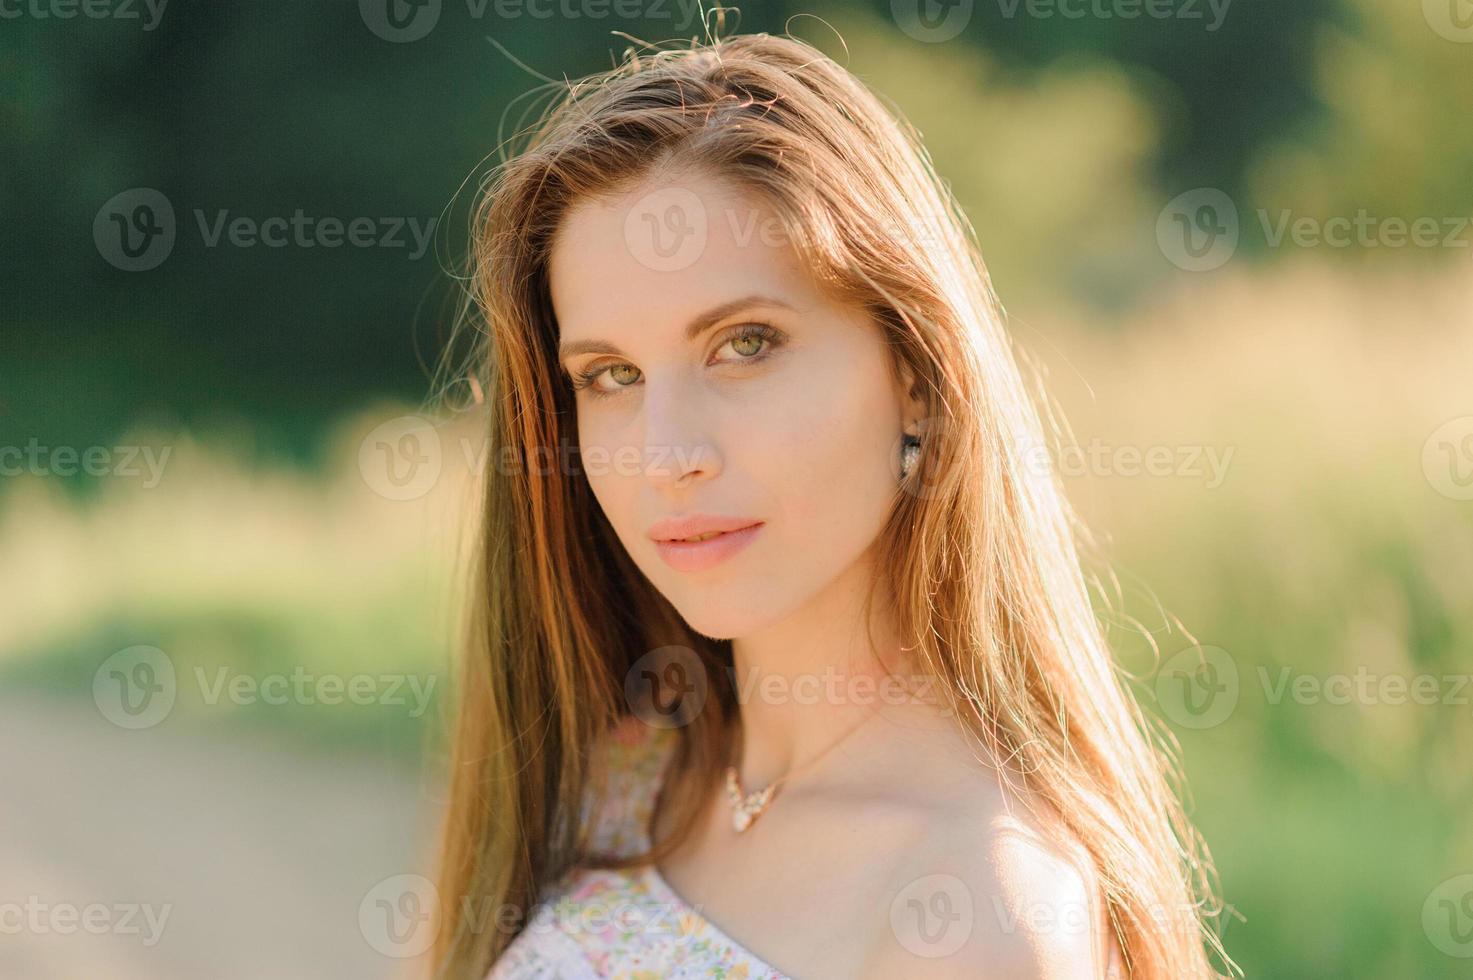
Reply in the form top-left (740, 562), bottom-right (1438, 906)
top-left (857, 769), bottom-right (1126, 979)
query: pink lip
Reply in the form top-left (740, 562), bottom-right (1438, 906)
top-left (647, 514), bottom-right (763, 542)
top-left (650, 518), bottom-right (764, 573)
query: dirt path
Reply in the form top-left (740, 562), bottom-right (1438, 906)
top-left (0, 694), bottom-right (444, 979)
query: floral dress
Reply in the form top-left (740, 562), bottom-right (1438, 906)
top-left (486, 716), bottom-right (791, 979)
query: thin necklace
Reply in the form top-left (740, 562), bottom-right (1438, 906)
top-left (723, 709), bottom-right (877, 833)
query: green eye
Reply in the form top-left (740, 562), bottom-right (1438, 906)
top-left (568, 362), bottom-right (640, 397)
top-left (722, 323), bottom-right (783, 360)
top-left (569, 322), bottom-right (786, 399)
top-left (731, 332), bottom-right (765, 357)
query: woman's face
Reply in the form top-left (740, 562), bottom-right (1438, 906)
top-left (548, 170), bottom-right (919, 640)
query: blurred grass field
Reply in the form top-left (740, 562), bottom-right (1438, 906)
top-left (1035, 259), bottom-right (1473, 977)
top-left (0, 406), bottom-right (478, 763)
top-left (3, 258), bottom-right (1469, 977)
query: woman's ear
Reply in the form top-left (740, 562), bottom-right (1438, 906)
top-left (896, 357), bottom-right (925, 434)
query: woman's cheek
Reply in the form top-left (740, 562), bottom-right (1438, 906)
top-left (575, 424), bottom-right (638, 534)
top-left (577, 409), bottom-right (638, 480)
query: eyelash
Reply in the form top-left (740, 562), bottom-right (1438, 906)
top-left (568, 322), bottom-right (786, 399)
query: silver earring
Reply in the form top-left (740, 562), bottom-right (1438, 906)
top-left (900, 432), bottom-right (921, 478)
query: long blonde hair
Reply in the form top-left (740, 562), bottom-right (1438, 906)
top-left (430, 25), bottom-right (1234, 980)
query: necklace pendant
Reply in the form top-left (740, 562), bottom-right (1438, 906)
top-left (724, 766), bottom-right (776, 834)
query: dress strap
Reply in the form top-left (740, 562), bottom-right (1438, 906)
top-left (583, 715), bottom-right (679, 859)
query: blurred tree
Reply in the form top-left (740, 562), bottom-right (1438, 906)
top-left (1247, 0), bottom-right (1473, 237)
top-left (1, 0), bottom-right (1458, 452)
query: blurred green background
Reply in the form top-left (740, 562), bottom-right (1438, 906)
top-left (2, 0), bottom-right (1471, 977)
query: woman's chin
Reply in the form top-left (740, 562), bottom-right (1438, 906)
top-left (673, 607), bottom-right (750, 642)
top-left (664, 596), bottom-right (778, 644)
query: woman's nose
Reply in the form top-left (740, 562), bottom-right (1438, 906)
top-left (639, 380), bottom-right (721, 489)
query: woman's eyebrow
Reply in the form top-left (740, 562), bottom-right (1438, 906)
top-left (557, 293), bottom-right (795, 362)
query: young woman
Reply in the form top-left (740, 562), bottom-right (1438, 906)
top-left (428, 29), bottom-right (1233, 980)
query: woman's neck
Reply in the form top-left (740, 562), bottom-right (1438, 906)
top-left (725, 558), bottom-right (930, 791)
